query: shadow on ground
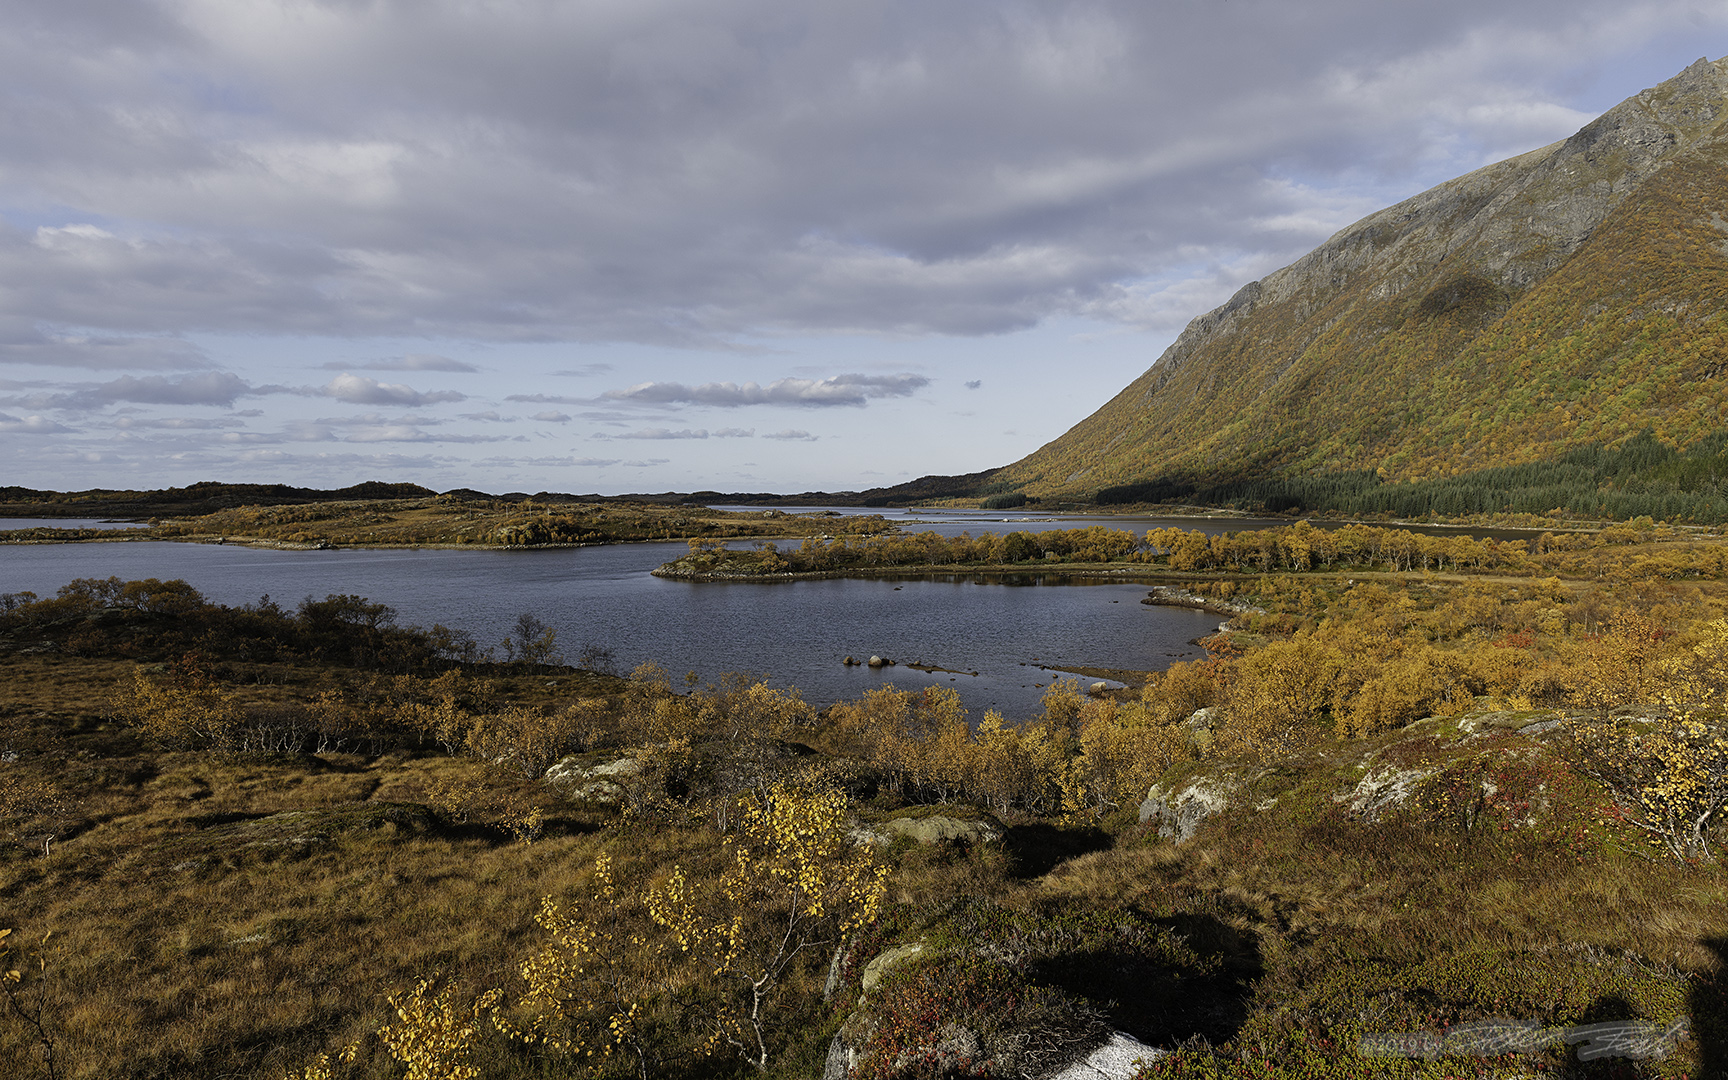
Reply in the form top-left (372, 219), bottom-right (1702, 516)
top-left (1004, 822), bottom-right (1112, 878)
top-left (1035, 911), bottom-right (1264, 1049)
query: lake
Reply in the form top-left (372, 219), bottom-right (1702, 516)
top-left (0, 537), bottom-right (1219, 719)
top-left (0, 509), bottom-right (1557, 718)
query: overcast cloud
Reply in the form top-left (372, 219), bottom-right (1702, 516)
top-left (1, 0), bottom-right (1723, 491)
top-left (606, 374), bottom-right (932, 408)
top-left (321, 374), bottom-right (467, 407)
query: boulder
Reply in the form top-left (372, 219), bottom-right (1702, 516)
top-left (1183, 706), bottom-right (1219, 731)
top-left (1333, 765), bottom-right (1437, 823)
top-left (1050, 1032), bottom-right (1166, 1080)
top-left (1138, 777), bottom-right (1233, 843)
top-left (1182, 707), bottom-right (1219, 753)
top-left (543, 755), bottom-right (642, 804)
top-left (880, 814), bottom-right (1003, 846)
top-left (859, 942), bottom-right (924, 993)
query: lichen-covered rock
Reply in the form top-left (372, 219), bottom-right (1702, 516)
top-left (1334, 764), bottom-right (1438, 823)
top-left (851, 811), bottom-right (1005, 848)
top-left (1139, 777), bottom-right (1234, 842)
top-left (882, 814), bottom-right (1003, 846)
top-left (859, 942), bottom-right (924, 993)
top-left (542, 755), bottom-right (642, 803)
top-left (1050, 1032), bottom-right (1166, 1080)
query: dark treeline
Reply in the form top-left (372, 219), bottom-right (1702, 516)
top-left (1096, 430), bottom-right (1728, 522)
top-left (0, 576), bottom-right (479, 673)
top-left (0, 480), bottom-right (438, 519)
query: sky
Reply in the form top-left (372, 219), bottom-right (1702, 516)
top-left (2, 1), bottom-right (1725, 496)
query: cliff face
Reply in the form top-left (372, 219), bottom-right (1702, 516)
top-left (999, 57), bottom-right (1728, 500)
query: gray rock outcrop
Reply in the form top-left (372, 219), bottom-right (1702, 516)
top-left (543, 755), bottom-right (641, 803)
top-left (1139, 776), bottom-right (1234, 842)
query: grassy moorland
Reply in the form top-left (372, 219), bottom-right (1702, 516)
top-left (2, 528), bottom-right (1727, 1079)
top-left (0, 493), bottom-right (893, 549)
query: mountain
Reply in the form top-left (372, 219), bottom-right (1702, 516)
top-left (990, 56), bottom-right (1728, 516)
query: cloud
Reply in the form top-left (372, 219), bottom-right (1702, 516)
top-left (606, 373), bottom-right (929, 408)
top-left (320, 354), bottom-right (480, 373)
top-left (0, 412), bottom-right (73, 434)
top-left (609, 426), bottom-right (756, 440)
top-left (109, 415), bottom-right (245, 430)
top-left (552, 364), bottom-right (614, 377)
top-left (277, 416), bottom-right (509, 444)
top-left (341, 426), bottom-right (505, 444)
top-left (530, 411), bottom-right (571, 423)
top-left (321, 373), bottom-right (466, 406)
top-left (763, 429), bottom-right (819, 442)
top-left (0, 1), bottom-right (1706, 350)
top-left (505, 393), bottom-right (586, 405)
top-left (614, 428), bottom-right (714, 440)
top-left (0, 321), bottom-right (212, 371)
top-left (964, 380), bottom-right (982, 390)
top-left (9, 371), bottom-right (261, 411)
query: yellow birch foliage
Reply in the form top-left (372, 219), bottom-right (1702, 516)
top-left (645, 783), bottom-right (888, 1069)
top-left (393, 670), bottom-right (474, 753)
top-left (1069, 697), bottom-right (1191, 818)
top-left (1572, 617), bottom-right (1728, 864)
top-left (1220, 631), bottom-right (1340, 759)
top-left (377, 978), bottom-right (502, 1080)
top-left (1644, 619), bottom-right (1728, 861)
top-left (1568, 610), bottom-right (1667, 717)
top-left (504, 852), bottom-right (667, 1077)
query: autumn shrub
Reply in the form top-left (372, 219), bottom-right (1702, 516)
top-left (1336, 646), bottom-right (1478, 739)
top-left (110, 652), bottom-right (240, 749)
top-left (465, 705), bottom-right (578, 778)
top-left (1146, 657), bottom-right (1228, 723)
top-left (1565, 609), bottom-right (1671, 717)
top-left (1067, 697), bottom-right (1191, 818)
top-left (500, 852), bottom-right (679, 1078)
top-left (968, 710), bottom-right (1067, 816)
top-left (1571, 617), bottom-right (1728, 862)
top-left (1, 926), bottom-right (61, 1080)
top-left (694, 674), bottom-right (817, 743)
top-left (1217, 632), bottom-right (1340, 759)
top-left (644, 781), bottom-right (888, 1069)
top-left (377, 977), bottom-right (502, 1080)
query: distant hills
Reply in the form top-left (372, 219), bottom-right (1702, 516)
top-left (960, 55), bottom-right (1728, 521)
top-left (0, 481), bottom-right (441, 519)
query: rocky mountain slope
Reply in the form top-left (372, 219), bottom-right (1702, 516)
top-left (995, 56), bottom-right (1728, 508)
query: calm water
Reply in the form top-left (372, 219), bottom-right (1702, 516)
top-left (0, 539), bottom-right (1218, 719)
top-left (0, 517), bottom-right (141, 531)
top-left (0, 508), bottom-right (1554, 717)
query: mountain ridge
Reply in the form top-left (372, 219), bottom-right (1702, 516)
top-left (987, 55), bottom-right (1728, 512)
